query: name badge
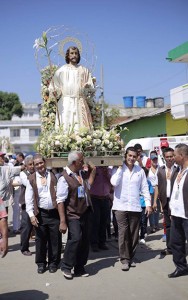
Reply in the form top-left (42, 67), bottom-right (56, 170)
top-left (78, 186), bottom-right (85, 198)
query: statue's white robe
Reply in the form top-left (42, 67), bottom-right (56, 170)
top-left (51, 64), bottom-right (93, 132)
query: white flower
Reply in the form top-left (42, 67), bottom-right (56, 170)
top-left (93, 139), bottom-right (101, 146)
top-left (33, 38), bottom-right (45, 49)
top-left (92, 132), bottom-right (99, 139)
top-left (103, 133), bottom-right (111, 140)
top-left (103, 139), bottom-right (110, 145)
top-left (86, 135), bottom-right (92, 141)
top-left (107, 142), bottom-right (114, 149)
top-left (76, 136), bottom-right (82, 143)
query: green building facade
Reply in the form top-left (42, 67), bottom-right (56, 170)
top-left (121, 111), bottom-right (188, 144)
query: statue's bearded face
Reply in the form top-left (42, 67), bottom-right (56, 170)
top-left (68, 48), bottom-right (79, 65)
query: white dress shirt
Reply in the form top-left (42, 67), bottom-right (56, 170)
top-left (56, 167), bottom-right (70, 204)
top-left (155, 165), bottom-right (175, 198)
top-left (20, 171), bottom-right (29, 187)
top-left (0, 165), bottom-right (21, 206)
top-left (166, 166), bottom-right (174, 198)
top-left (111, 164), bottom-right (151, 212)
top-left (148, 167), bottom-right (158, 187)
top-left (158, 155), bottom-right (165, 167)
top-left (170, 168), bottom-right (188, 219)
top-left (25, 171), bottom-right (53, 218)
top-left (56, 166), bottom-right (90, 205)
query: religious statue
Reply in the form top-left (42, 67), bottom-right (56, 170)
top-left (50, 46), bottom-right (94, 133)
top-left (1, 138), bottom-right (8, 153)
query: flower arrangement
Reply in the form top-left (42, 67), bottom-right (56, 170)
top-left (39, 64), bottom-right (62, 131)
top-left (37, 126), bottom-right (124, 158)
top-left (40, 97), bottom-right (56, 132)
top-left (41, 65), bottom-right (59, 87)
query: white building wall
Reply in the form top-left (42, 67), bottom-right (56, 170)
top-left (170, 83), bottom-right (188, 119)
top-left (20, 128), bottom-right (29, 143)
top-left (0, 128), bottom-right (10, 137)
top-left (0, 103), bottom-right (41, 153)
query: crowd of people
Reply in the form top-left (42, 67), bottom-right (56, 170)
top-left (0, 142), bottom-right (188, 279)
top-left (1, 46), bottom-right (187, 282)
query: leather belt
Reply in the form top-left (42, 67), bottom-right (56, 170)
top-left (38, 207), bottom-right (56, 212)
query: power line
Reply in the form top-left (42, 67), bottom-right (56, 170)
top-left (109, 67), bottom-right (186, 97)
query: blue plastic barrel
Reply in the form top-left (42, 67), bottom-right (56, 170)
top-left (136, 96), bottom-right (146, 108)
top-left (123, 96), bottom-right (134, 108)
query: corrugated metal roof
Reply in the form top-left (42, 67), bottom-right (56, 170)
top-left (112, 105), bottom-right (171, 126)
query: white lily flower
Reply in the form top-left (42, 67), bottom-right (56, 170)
top-left (33, 38), bottom-right (45, 49)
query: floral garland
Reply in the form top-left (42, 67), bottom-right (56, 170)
top-left (37, 127), bottom-right (124, 158)
top-left (39, 64), bottom-right (59, 132)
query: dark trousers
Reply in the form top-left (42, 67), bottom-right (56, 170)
top-left (61, 210), bottom-right (90, 272)
top-left (149, 195), bottom-right (160, 228)
top-left (115, 211), bottom-right (141, 264)
top-left (170, 216), bottom-right (188, 271)
top-left (20, 205), bottom-right (33, 252)
top-left (163, 200), bottom-right (171, 251)
top-left (140, 208), bottom-right (148, 239)
top-left (90, 197), bottom-right (110, 246)
top-left (35, 208), bottom-right (62, 268)
top-left (107, 210), bottom-right (118, 238)
top-left (112, 211), bottom-right (118, 237)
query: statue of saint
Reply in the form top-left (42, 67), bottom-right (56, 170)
top-left (1, 138), bottom-right (8, 153)
top-left (50, 46), bottom-right (94, 132)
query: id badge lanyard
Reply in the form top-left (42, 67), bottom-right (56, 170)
top-left (75, 173), bottom-right (89, 205)
top-left (41, 173), bottom-right (48, 192)
top-left (175, 169), bottom-right (187, 200)
top-left (74, 174), bottom-right (84, 198)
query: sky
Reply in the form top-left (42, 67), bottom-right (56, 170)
top-left (0, 0), bottom-right (188, 107)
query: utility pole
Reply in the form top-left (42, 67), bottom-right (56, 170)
top-left (100, 65), bottom-right (105, 127)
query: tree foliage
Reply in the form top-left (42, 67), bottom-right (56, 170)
top-left (0, 91), bottom-right (23, 120)
top-left (104, 103), bottom-right (120, 128)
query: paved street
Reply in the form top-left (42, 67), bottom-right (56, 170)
top-left (0, 209), bottom-right (188, 300)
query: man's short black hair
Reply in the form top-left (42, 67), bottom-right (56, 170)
top-left (175, 143), bottom-right (188, 156)
top-left (16, 152), bottom-right (25, 159)
top-left (125, 146), bottom-right (138, 157)
top-left (163, 147), bottom-right (174, 155)
top-left (134, 143), bottom-right (142, 151)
